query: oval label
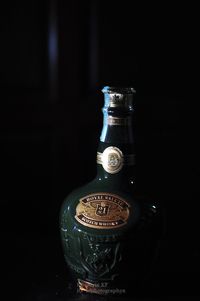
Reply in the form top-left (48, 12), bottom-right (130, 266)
top-left (75, 193), bottom-right (130, 229)
top-left (102, 146), bottom-right (124, 174)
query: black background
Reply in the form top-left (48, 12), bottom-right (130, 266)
top-left (0, 0), bottom-right (199, 300)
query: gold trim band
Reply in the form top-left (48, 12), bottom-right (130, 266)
top-left (107, 116), bottom-right (131, 126)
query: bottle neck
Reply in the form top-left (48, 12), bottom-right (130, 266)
top-left (96, 104), bottom-right (135, 184)
top-left (100, 113), bottom-right (134, 144)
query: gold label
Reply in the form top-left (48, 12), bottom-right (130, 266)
top-left (75, 193), bottom-right (130, 229)
top-left (101, 146), bottom-right (124, 174)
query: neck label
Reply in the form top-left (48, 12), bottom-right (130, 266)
top-left (97, 146), bottom-right (135, 174)
top-left (101, 147), bottom-right (124, 174)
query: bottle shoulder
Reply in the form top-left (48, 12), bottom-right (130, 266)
top-left (61, 178), bottom-right (136, 210)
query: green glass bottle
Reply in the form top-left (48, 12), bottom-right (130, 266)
top-left (60, 86), bottom-right (162, 297)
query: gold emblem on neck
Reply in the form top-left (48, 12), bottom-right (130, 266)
top-left (100, 146), bottom-right (124, 174)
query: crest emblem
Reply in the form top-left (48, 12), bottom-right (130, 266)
top-left (96, 202), bottom-right (110, 216)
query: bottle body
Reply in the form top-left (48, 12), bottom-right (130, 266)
top-left (60, 87), bottom-right (162, 296)
top-left (60, 174), bottom-right (161, 295)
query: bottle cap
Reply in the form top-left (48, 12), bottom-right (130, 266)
top-left (102, 86), bottom-right (136, 108)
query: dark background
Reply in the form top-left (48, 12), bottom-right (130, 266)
top-left (0, 0), bottom-right (199, 300)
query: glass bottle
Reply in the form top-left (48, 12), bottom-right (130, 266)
top-left (60, 86), bottom-right (162, 297)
